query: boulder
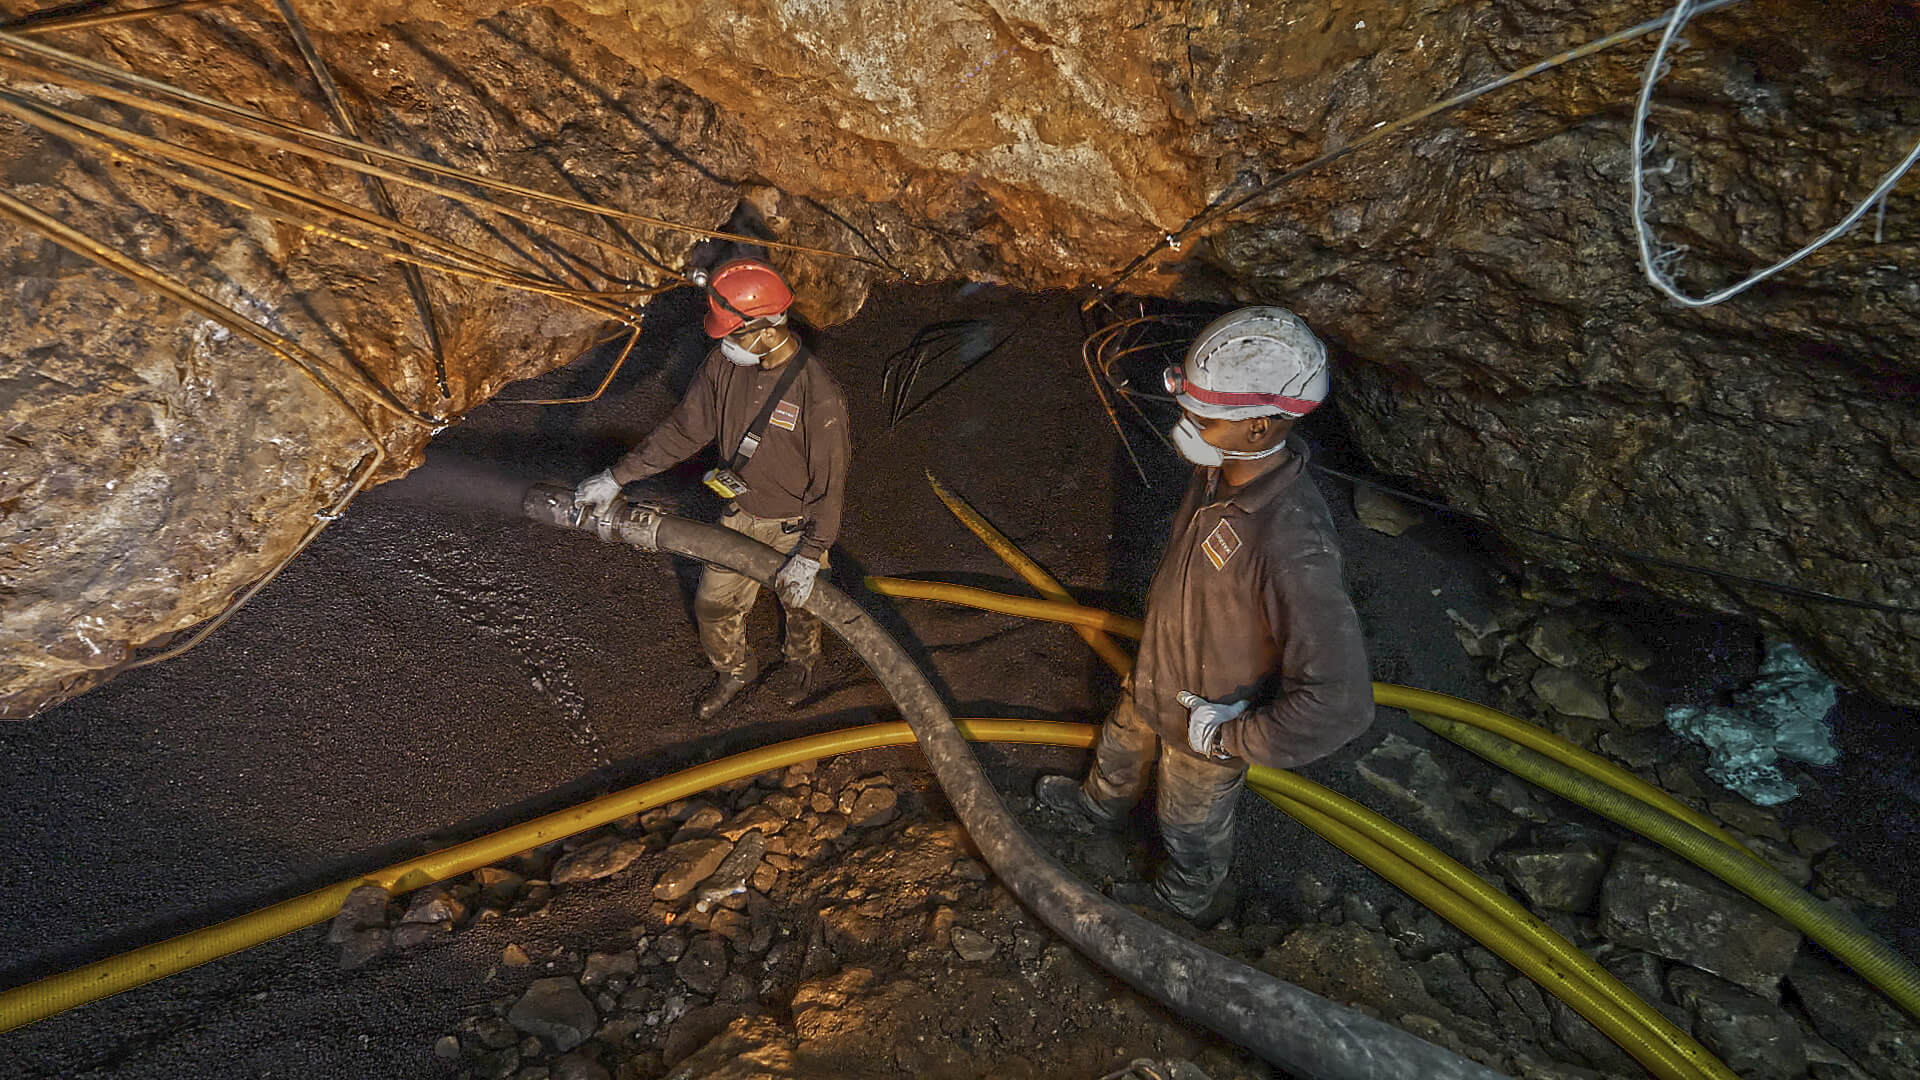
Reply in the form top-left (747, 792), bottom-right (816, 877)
top-left (551, 1052), bottom-right (613, 1080)
top-left (1548, 995), bottom-right (1639, 1075)
top-left (1597, 842), bottom-right (1801, 997)
top-left (663, 1016), bottom-right (798, 1080)
top-left (1358, 734), bottom-right (1522, 865)
top-left (1668, 967), bottom-right (1806, 1080)
top-left (1813, 851), bottom-right (1898, 909)
top-left (507, 977), bottom-right (597, 1053)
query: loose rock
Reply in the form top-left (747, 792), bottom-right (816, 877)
top-left (1529, 667), bottom-right (1610, 722)
top-left (1353, 483), bottom-right (1424, 535)
top-left (1788, 954), bottom-right (1920, 1079)
top-left (1358, 734), bottom-right (1521, 865)
top-left (1668, 967), bottom-right (1806, 1080)
top-left (580, 950), bottom-right (637, 990)
top-left (1493, 827), bottom-right (1610, 912)
top-left (1597, 842), bottom-right (1801, 996)
top-left (675, 935), bottom-right (728, 996)
top-left (507, 976), bottom-right (598, 1054)
top-left (694, 830), bottom-right (770, 912)
top-left (950, 925), bottom-right (998, 962)
top-left (1607, 670), bottom-right (1668, 729)
top-left (552, 835), bottom-right (652, 884)
top-left (654, 837), bottom-right (736, 902)
top-left (1522, 616), bottom-right (1586, 669)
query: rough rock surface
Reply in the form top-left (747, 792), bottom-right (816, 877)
top-left (4, 0), bottom-right (1919, 716)
top-left (1358, 733), bottom-right (1522, 864)
top-left (1597, 841), bottom-right (1802, 997)
top-left (1668, 966), bottom-right (1807, 1080)
top-left (1788, 954), bottom-right (1920, 1080)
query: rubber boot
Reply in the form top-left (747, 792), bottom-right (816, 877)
top-left (696, 663), bottom-right (758, 721)
top-left (768, 659), bottom-right (816, 708)
top-left (1109, 877), bottom-right (1237, 930)
top-left (1034, 775), bottom-right (1123, 834)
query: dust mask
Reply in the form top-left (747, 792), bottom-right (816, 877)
top-left (719, 337), bottom-right (763, 366)
top-left (1170, 415), bottom-right (1285, 467)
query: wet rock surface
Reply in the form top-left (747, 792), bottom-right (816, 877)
top-left (4, 0), bottom-right (1919, 716)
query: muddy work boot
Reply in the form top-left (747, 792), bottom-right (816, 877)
top-left (1109, 878), bottom-right (1237, 931)
top-left (767, 659), bottom-right (817, 708)
top-left (696, 665), bottom-right (759, 721)
top-left (1033, 775), bottom-right (1122, 835)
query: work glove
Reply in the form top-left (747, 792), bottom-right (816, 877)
top-left (573, 468), bottom-right (622, 518)
top-left (1179, 691), bottom-right (1250, 760)
top-left (774, 552), bottom-right (821, 608)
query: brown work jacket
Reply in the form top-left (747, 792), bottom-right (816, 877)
top-left (612, 347), bottom-right (850, 561)
top-left (1128, 438), bottom-right (1374, 770)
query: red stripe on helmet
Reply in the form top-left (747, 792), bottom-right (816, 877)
top-left (1182, 381), bottom-right (1320, 413)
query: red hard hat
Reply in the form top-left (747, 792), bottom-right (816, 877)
top-left (702, 259), bottom-right (794, 337)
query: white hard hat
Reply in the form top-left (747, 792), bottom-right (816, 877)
top-left (1165, 306), bottom-right (1329, 420)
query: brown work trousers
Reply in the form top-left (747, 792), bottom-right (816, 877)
top-left (1082, 697), bottom-right (1249, 919)
top-left (694, 506), bottom-right (825, 676)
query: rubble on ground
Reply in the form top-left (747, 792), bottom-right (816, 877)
top-left (313, 585), bottom-right (1909, 1079)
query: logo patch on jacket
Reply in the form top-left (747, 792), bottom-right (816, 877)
top-left (1201, 519), bottom-right (1242, 571)
top-left (769, 399), bottom-right (800, 431)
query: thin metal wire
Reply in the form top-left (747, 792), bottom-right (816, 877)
top-left (1630, 0), bottom-right (1920, 307)
top-left (272, 0), bottom-right (452, 401)
top-left (499, 325), bottom-right (641, 405)
top-left (0, 29), bottom-right (893, 272)
top-left (0, 48), bottom-right (674, 286)
top-left (1092, 0), bottom-right (1748, 301)
top-left (2, 0), bottom-right (230, 35)
top-left (0, 88), bottom-right (661, 315)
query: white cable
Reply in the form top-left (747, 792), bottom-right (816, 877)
top-left (1631, 0), bottom-right (1920, 307)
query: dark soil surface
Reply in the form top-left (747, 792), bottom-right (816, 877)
top-left (3, 284), bottom-right (1913, 1077)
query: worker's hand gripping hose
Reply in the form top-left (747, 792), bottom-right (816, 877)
top-left (521, 486), bottom-right (1504, 1080)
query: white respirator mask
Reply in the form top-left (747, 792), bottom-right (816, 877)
top-left (1170, 415), bottom-right (1285, 468)
top-left (719, 337), bottom-right (763, 366)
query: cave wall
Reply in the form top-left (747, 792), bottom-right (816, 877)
top-left (1, 0), bottom-right (1915, 715)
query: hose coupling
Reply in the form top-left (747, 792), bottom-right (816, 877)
top-left (522, 483), bottom-right (662, 551)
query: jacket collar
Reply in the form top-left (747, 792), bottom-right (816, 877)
top-left (1203, 434), bottom-right (1309, 514)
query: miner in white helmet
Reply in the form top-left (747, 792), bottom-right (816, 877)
top-left (1035, 306), bottom-right (1372, 926)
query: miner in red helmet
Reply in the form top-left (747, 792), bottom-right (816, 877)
top-left (574, 258), bottom-right (851, 720)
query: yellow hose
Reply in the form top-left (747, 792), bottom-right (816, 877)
top-left (1371, 684), bottom-right (1760, 862)
top-left (865, 575), bottom-right (1146, 639)
top-left (0, 719), bottom-right (1091, 1033)
top-left (926, 472), bottom-right (1135, 677)
top-left (1247, 769), bottom-right (1732, 1080)
top-left (869, 577), bottom-right (1755, 861)
top-left (4, 715), bottom-right (1742, 1080)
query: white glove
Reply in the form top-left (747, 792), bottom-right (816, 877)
top-left (1180, 691), bottom-right (1250, 759)
top-left (573, 468), bottom-right (622, 517)
top-left (774, 553), bottom-right (821, 608)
